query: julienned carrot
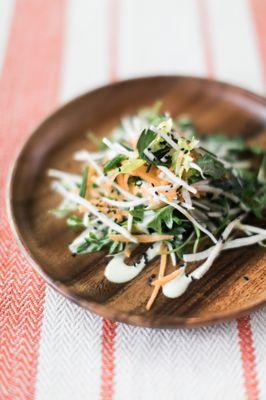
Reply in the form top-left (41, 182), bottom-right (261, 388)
top-left (163, 187), bottom-right (177, 202)
top-left (124, 244), bottom-right (132, 258)
top-left (109, 234), bottom-right (174, 243)
top-left (128, 165), bottom-right (168, 186)
top-left (151, 268), bottom-right (183, 287)
top-left (116, 173), bottom-right (126, 190)
top-left (123, 173), bottom-right (129, 191)
top-left (146, 244), bottom-right (167, 310)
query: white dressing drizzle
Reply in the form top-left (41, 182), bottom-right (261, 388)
top-left (104, 243), bottom-right (160, 284)
top-left (162, 272), bottom-right (192, 299)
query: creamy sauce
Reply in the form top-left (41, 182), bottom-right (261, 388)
top-left (104, 244), bottom-right (159, 284)
top-left (162, 273), bottom-right (192, 298)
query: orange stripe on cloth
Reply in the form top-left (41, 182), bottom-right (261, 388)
top-left (100, 1), bottom-right (119, 400)
top-left (249, 0), bottom-right (266, 87)
top-left (0, 1), bottom-right (66, 399)
top-left (197, 2), bottom-right (260, 399)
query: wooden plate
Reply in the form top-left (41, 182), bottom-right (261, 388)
top-left (8, 76), bottom-right (266, 328)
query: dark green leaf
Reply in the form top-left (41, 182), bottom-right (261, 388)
top-left (103, 154), bottom-right (127, 174)
top-left (172, 215), bottom-right (182, 225)
top-left (242, 183), bottom-right (266, 218)
top-left (197, 154), bottom-right (227, 179)
top-left (76, 238), bottom-right (91, 253)
top-left (129, 205), bottom-right (145, 222)
top-left (148, 206), bottom-right (173, 233)
top-left (137, 129), bottom-right (157, 158)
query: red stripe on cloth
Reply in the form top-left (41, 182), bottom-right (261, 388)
top-left (237, 318), bottom-right (260, 400)
top-left (197, 2), bottom-right (260, 399)
top-left (101, 319), bottom-right (117, 400)
top-left (100, 1), bottom-right (119, 399)
top-left (197, 0), bottom-right (214, 76)
top-left (0, 1), bottom-right (66, 399)
top-left (249, 0), bottom-right (266, 86)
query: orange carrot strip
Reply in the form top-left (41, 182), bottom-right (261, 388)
top-left (116, 173), bottom-right (126, 190)
top-left (123, 173), bottom-right (129, 191)
top-left (128, 165), bottom-right (168, 186)
top-left (146, 245), bottom-right (167, 310)
top-left (86, 165), bottom-right (95, 187)
top-left (109, 234), bottom-right (173, 243)
top-left (151, 268), bottom-right (183, 287)
top-left (124, 244), bottom-right (132, 258)
top-left (163, 188), bottom-right (178, 201)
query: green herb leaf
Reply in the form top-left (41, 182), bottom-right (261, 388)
top-left (242, 182), bottom-right (266, 218)
top-left (109, 240), bottom-right (124, 254)
top-left (197, 154), bottom-right (227, 179)
top-left (76, 235), bottom-right (111, 254)
top-left (137, 129), bottom-right (157, 158)
top-left (103, 154), bottom-right (127, 174)
top-left (76, 238), bottom-right (91, 253)
top-left (148, 206), bottom-right (173, 233)
top-left (129, 205), bottom-right (145, 221)
top-left (79, 167), bottom-right (88, 197)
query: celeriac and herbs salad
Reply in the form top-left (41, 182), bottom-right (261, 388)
top-left (48, 103), bottom-right (266, 310)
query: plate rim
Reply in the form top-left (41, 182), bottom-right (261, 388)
top-left (6, 75), bottom-right (266, 328)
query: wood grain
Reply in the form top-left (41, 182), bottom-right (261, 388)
top-left (8, 76), bottom-right (266, 328)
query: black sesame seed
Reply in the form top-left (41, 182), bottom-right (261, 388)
top-left (155, 191), bottom-right (159, 195)
top-left (243, 276), bottom-right (249, 281)
top-left (143, 253), bottom-right (148, 264)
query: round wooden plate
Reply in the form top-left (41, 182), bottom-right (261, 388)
top-left (8, 76), bottom-right (266, 328)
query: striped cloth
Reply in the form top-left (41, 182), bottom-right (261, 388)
top-left (0, 1), bottom-right (265, 399)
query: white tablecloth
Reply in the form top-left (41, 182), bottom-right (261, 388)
top-left (0, 1), bottom-right (265, 399)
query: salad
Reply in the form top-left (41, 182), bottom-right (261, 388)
top-left (48, 103), bottom-right (266, 310)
